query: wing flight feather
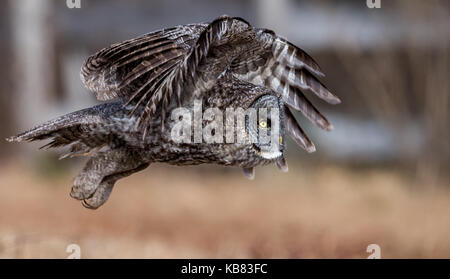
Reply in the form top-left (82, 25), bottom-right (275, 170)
top-left (80, 16), bottom-right (340, 146)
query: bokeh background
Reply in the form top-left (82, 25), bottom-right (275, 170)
top-left (0, 0), bottom-right (449, 258)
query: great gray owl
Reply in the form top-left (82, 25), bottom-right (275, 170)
top-left (7, 16), bottom-right (340, 209)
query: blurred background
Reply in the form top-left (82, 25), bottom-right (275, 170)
top-left (0, 0), bottom-right (449, 258)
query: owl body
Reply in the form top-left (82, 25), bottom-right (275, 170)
top-left (8, 16), bottom-right (339, 209)
top-left (66, 74), bottom-right (278, 169)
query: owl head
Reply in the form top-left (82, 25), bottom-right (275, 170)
top-left (245, 94), bottom-right (285, 160)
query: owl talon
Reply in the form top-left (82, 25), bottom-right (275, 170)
top-left (70, 172), bottom-right (102, 200)
top-left (80, 179), bottom-right (115, 210)
top-left (70, 183), bottom-right (97, 200)
top-left (82, 199), bottom-right (96, 209)
top-left (276, 157), bottom-right (288, 172)
top-left (70, 185), bottom-right (95, 200)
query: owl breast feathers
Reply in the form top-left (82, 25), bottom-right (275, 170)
top-left (8, 15), bottom-right (340, 209)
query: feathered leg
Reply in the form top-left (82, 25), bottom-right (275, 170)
top-left (70, 148), bottom-right (149, 209)
top-left (81, 162), bottom-right (149, 209)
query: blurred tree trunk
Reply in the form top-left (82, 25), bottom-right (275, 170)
top-left (10, 0), bottom-right (56, 153)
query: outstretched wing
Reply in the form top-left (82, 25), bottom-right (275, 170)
top-left (129, 16), bottom-right (341, 132)
top-left (80, 16), bottom-right (340, 147)
top-left (147, 16), bottom-right (340, 151)
top-left (80, 23), bottom-right (207, 108)
top-left (80, 16), bottom-right (256, 130)
top-left (176, 20), bottom-right (340, 130)
top-left (231, 29), bottom-right (340, 131)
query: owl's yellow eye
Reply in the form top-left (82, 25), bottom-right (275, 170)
top-left (259, 120), bottom-right (267, 128)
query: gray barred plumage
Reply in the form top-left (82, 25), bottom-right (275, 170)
top-left (7, 15), bottom-right (340, 209)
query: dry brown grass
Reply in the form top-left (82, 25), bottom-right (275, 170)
top-left (0, 161), bottom-right (449, 258)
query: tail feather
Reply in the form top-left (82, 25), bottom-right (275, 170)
top-left (7, 110), bottom-right (91, 143)
top-left (7, 103), bottom-right (123, 158)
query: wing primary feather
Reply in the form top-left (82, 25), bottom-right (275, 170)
top-left (125, 59), bottom-right (180, 113)
top-left (101, 28), bottom-right (183, 59)
top-left (115, 41), bottom-right (179, 68)
top-left (81, 33), bottom-right (169, 83)
top-left (101, 30), bottom-right (166, 58)
top-left (118, 50), bottom-right (183, 90)
top-left (113, 36), bottom-right (192, 68)
top-left (284, 87), bottom-right (333, 131)
top-left (285, 106), bottom-right (316, 153)
top-left (271, 62), bottom-right (340, 105)
top-left (273, 37), bottom-right (325, 77)
top-left (293, 68), bottom-right (340, 104)
top-left (129, 62), bottom-right (177, 122)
